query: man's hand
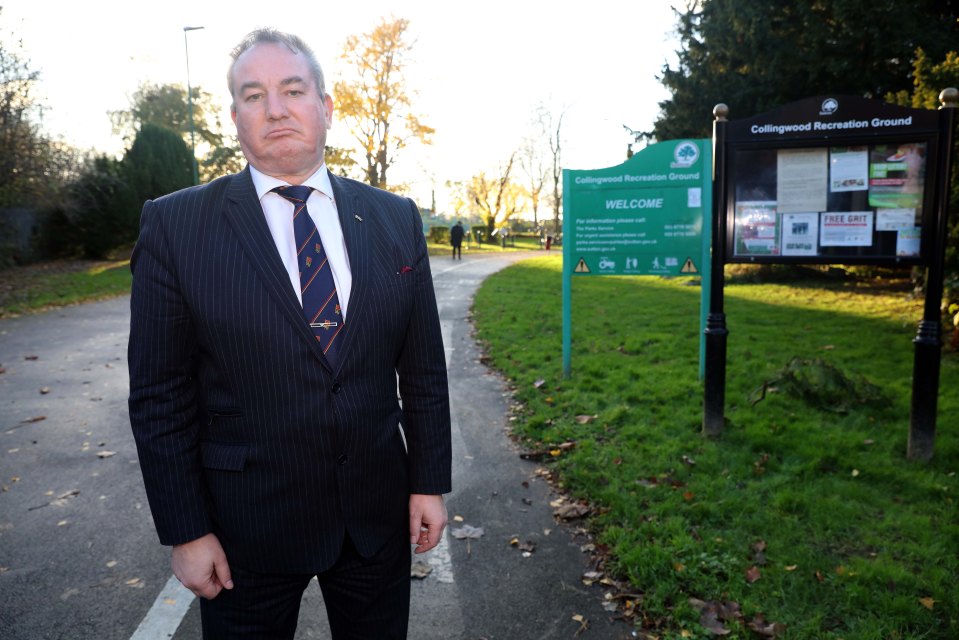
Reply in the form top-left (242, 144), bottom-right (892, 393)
top-left (172, 532), bottom-right (234, 599)
top-left (409, 494), bottom-right (448, 554)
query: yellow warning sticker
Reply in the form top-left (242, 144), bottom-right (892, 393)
top-left (680, 257), bottom-right (698, 273)
top-left (574, 258), bottom-right (591, 273)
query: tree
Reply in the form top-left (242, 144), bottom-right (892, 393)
top-left (333, 17), bottom-right (433, 190)
top-left (124, 122), bottom-right (194, 203)
top-left (886, 49), bottom-right (959, 336)
top-left (654, 0), bottom-right (959, 140)
top-left (0, 12), bottom-right (69, 207)
top-left (69, 154), bottom-right (138, 258)
top-left (111, 82), bottom-right (243, 182)
top-left (518, 131), bottom-right (548, 230)
top-left (324, 144), bottom-right (359, 179)
top-left (543, 106), bottom-right (566, 235)
top-left (454, 153), bottom-right (523, 241)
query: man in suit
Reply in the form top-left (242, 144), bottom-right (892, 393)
top-left (127, 28), bottom-right (451, 639)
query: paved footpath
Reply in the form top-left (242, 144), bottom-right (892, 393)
top-left (0, 252), bottom-right (635, 639)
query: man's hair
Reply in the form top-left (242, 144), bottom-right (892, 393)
top-left (227, 28), bottom-right (326, 104)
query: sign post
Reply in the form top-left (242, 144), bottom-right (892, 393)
top-left (562, 140), bottom-right (712, 377)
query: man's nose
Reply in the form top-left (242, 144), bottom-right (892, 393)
top-left (266, 92), bottom-right (288, 120)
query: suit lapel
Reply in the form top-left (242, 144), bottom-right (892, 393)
top-left (329, 171), bottom-right (371, 365)
top-left (224, 167), bottom-right (331, 368)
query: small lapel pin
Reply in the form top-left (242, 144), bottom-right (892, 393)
top-left (354, 214), bottom-right (364, 222)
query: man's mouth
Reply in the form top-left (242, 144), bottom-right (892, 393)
top-left (266, 128), bottom-right (296, 138)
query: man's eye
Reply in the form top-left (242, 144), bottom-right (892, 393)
top-left (245, 93), bottom-right (263, 102)
top-left (288, 90), bottom-right (302, 97)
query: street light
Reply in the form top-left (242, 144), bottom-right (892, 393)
top-left (183, 26), bottom-right (205, 185)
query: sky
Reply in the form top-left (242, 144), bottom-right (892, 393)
top-left (3, 0), bottom-right (682, 210)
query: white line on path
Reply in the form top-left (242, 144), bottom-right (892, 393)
top-left (129, 574), bottom-right (194, 640)
top-left (425, 530), bottom-right (455, 583)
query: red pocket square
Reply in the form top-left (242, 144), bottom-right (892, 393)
top-left (400, 266), bottom-right (414, 274)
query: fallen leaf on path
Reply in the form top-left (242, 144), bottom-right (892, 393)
top-left (746, 566), bottom-right (761, 583)
top-left (410, 561), bottom-right (432, 579)
top-left (519, 450), bottom-right (546, 461)
top-left (30, 489), bottom-right (79, 511)
top-left (60, 587), bottom-right (80, 601)
top-left (39, 387), bottom-right (50, 394)
top-left (582, 570), bottom-right (603, 585)
top-left (97, 451), bottom-right (117, 459)
top-left (21, 416), bottom-right (46, 424)
top-left (451, 525), bottom-right (484, 539)
top-left (24, 355), bottom-right (38, 361)
top-left (571, 614), bottom-right (588, 635)
top-left (554, 503), bottom-right (591, 520)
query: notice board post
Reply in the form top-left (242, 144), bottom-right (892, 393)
top-left (910, 88), bottom-right (957, 460)
top-left (703, 105), bottom-right (729, 436)
top-left (706, 90), bottom-right (956, 460)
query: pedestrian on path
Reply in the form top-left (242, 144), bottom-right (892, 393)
top-left (450, 220), bottom-right (465, 259)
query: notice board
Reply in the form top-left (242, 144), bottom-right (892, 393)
top-left (722, 96), bottom-right (941, 265)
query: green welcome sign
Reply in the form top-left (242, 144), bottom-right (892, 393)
top-left (562, 139), bottom-right (712, 376)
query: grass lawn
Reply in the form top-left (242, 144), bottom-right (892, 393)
top-left (0, 259), bottom-right (133, 318)
top-left (473, 255), bottom-right (958, 639)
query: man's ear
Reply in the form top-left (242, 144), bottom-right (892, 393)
top-left (323, 93), bottom-right (334, 128)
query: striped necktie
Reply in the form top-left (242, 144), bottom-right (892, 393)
top-left (272, 185), bottom-right (343, 365)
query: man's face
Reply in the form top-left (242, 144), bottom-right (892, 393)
top-left (230, 42), bottom-right (333, 183)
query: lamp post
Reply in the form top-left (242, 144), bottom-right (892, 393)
top-left (183, 26), bottom-right (204, 185)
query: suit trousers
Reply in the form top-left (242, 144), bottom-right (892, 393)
top-left (199, 527), bottom-right (412, 639)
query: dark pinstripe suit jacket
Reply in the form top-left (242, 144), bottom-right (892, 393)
top-left (127, 167), bottom-right (452, 574)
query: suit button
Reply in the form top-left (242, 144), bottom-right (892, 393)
top-left (331, 382), bottom-right (342, 394)
top-left (337, 454), bottom-right (348, 465)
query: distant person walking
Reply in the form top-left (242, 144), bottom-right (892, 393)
top-left (450, 220), bottom-right (465, 260)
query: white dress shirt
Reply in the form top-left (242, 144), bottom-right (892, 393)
top-left (251, 164), bottom-right (352, 320)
